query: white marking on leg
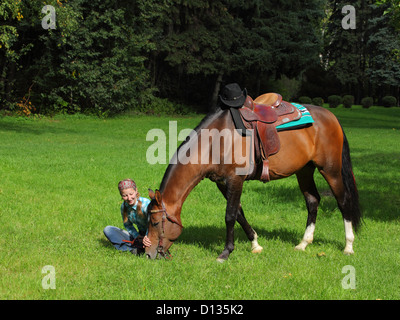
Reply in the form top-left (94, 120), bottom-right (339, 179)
top-left (295, 223), bottom-right (315, 251)
top-left (251, 232), bottom-right (263, 253)
top-left (343, 219), bottom-right (355, 255)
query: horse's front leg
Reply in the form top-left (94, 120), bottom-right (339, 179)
top-left (216, 182), bottom-right (263, 254)
top-left (217, 178), bottom-right (243, 262)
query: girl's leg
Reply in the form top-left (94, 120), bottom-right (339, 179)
top-left (103, 226), bottom-right (132, 251)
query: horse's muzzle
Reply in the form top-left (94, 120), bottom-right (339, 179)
top-left (145, 248), bottom-right (157, 260)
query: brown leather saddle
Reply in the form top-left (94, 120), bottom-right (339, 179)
top-left (233, 93), bottom-right (301, 182)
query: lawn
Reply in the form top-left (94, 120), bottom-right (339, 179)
top-left (0, 106), bottom-right (399, 300)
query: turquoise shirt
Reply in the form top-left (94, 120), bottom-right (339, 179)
top-left (121, 197), bottom-right (151, 238)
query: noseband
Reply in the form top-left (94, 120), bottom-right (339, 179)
top-left (149, 202), bottom-right (183, 259)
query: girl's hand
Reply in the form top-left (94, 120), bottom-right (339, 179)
top-left (143, 235), bottom-right (152, 247)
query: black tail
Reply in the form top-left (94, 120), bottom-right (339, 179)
top-left (341, 129), bottom-right (362, 232)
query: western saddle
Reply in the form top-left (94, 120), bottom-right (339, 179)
top-left (230, 93), bottom-right (302, 182)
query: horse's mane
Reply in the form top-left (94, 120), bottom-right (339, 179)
top-left (159, 106), bottom-right (226, 192)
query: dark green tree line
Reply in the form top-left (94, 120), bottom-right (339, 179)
top-left (0, 0), bottom-right (399, 115)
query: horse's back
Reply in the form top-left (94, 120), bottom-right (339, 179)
top-left (268, 105), bottom-right (343, 179)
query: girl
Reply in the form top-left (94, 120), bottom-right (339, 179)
top-left (103, 179), bottom-right (152, 255)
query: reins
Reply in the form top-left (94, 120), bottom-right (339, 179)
top-left (149, 202), bottom-right (183, 259)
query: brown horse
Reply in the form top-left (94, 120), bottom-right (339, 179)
top-left (145, 101), bottom-right (361, 261)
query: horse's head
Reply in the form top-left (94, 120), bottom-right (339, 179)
top-left (146, 189), bottom-right (183, 260)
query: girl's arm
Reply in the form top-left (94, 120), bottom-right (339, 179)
top-left (124, 221), bottom-right (139, 238)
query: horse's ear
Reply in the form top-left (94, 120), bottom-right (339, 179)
top-left (155, 189), bottom-right (162, 204)
top-left (148, 189), bottom-right (155, 199)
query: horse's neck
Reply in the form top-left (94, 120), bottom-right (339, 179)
top-left (160, 162), bottom-right (205, 215)
top-left (160, 109), bottom-right (228, 214)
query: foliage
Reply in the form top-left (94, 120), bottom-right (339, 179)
top-left (312, 97), bottom-right (324, 106)
top-left (366, 6), bottom-right (400, 90)
top-left (343, 95), bottom-right (355, 108)
top-left (382, 95), bottom-right (397, 107)
top-left (32, 0), bottom-right (159, 115)
top-left (323, 0), bottom-right (400, 103)
top-left (298, 96), bottom-right (312, 104)
top-left (376, 0), bottom-right (400, 30)
top-left (266, 75), bottom-right (301, 102)
top-left (327, 95), bottom-right (342, 108)
top-left (135, 97), bottom-right (193, 116)
top-left (361, 97), bottom-right (374, 108)
top-left (0, 0), bottom-right (399, 115)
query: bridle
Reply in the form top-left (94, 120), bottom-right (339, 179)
top-left (149, 201), bottom-right (184, 259)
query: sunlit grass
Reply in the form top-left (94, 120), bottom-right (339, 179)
top-left (0, 106), bottom-right (399, 299)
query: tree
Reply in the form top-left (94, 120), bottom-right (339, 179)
top-left (323, 0), bottom-right (400, 102)
top-left (367, 3), bottom-right (400, 101)
top-left (376, 0), bottom-right (400, 30)
top-left (29, 0), bottom-right (159, 115)
top-left (0, 0), bottom-right (32, 107)
top-left (153, 0), bottom-right (325, 110)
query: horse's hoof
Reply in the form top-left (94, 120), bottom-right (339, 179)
top-left (251, 245), bottom-right (263, 253)
top-left (295, 240), bottom-right (309, 251)
top-left (294, 245), bottom-right (306, 251)
top-left (216, 258), bottom-right (226, 263)
top-left (343, 249), bottom-right (354, 255)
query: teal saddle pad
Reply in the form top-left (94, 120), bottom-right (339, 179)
top-left (276, 103), bottom-right (315, 131)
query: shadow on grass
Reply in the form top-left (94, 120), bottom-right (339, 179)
top-left (0, 118), bottom-right (76, 135)
top-left (350, 150), bottom-right (400, 223)
top-left (244, 149), bottom-right (400, 224)
top-left (177, 225), bottom-right (343, 255)
top-left (336, 110), bottom-right (400, 130)
top-left (98, 238), bottom-right (114, 249)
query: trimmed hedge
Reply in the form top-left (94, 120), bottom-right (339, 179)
top-left (361, 97), bottom-right (373, 109)
top-left (343, 95), bottom-right (354, 108)
top-left (298, 96), bottom-right (312, 104)
top-left (328, 95), bottom-right (342, 108)
top-left (312, 97), bottom-right (324, 106)
top-left (382, 96), bottom-right (397, 108)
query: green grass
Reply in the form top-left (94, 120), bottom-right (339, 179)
top-left (1, 106), bottom-right (400, 300)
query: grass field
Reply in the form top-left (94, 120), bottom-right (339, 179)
top-left (0, 106), bottom-right (399, 300)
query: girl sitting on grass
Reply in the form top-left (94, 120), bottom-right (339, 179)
top-left (103, 179), bottom-right (152, 255)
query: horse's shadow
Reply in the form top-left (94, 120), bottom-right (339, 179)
top-left (98, 225), bottom-right (343, 255)
top-left (178, 225), bottom-right (343, 254)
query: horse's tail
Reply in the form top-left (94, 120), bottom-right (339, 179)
top-left (341, 128), bottom-right (362, 232)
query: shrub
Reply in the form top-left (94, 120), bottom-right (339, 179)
top-left (312, 97), bottom-right (324, 106)
top-left (328, 95), bottom-right (342, 108)
top-left (361, 97), bottom-right (373, 109)
top-left (136, 97), bottom-right (192, 116)
top-left (343, 95), bottom-right (354, 108)
top-left (382, 96), bottom-right (397, 108)
top-left (298, 96), bottom-right (312, 104)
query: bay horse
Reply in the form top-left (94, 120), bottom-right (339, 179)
top-left (145, 100), bottom-right (361, 261)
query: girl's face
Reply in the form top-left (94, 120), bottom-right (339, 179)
top-left (120, 188), bottom-right (138, 206)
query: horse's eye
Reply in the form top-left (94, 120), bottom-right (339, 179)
top-left (152, 222), bottom-right (160, 227)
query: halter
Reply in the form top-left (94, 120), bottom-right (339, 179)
top-left (149, 202), bottom-right (184, 259)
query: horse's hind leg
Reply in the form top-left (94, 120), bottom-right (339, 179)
top-left (319, 171), bottom-right (356, 255)
top-left (295, 163), bottom-right (321, 251)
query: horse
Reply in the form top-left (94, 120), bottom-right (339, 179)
top-left (145, 99), bottom-right (361, 261)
